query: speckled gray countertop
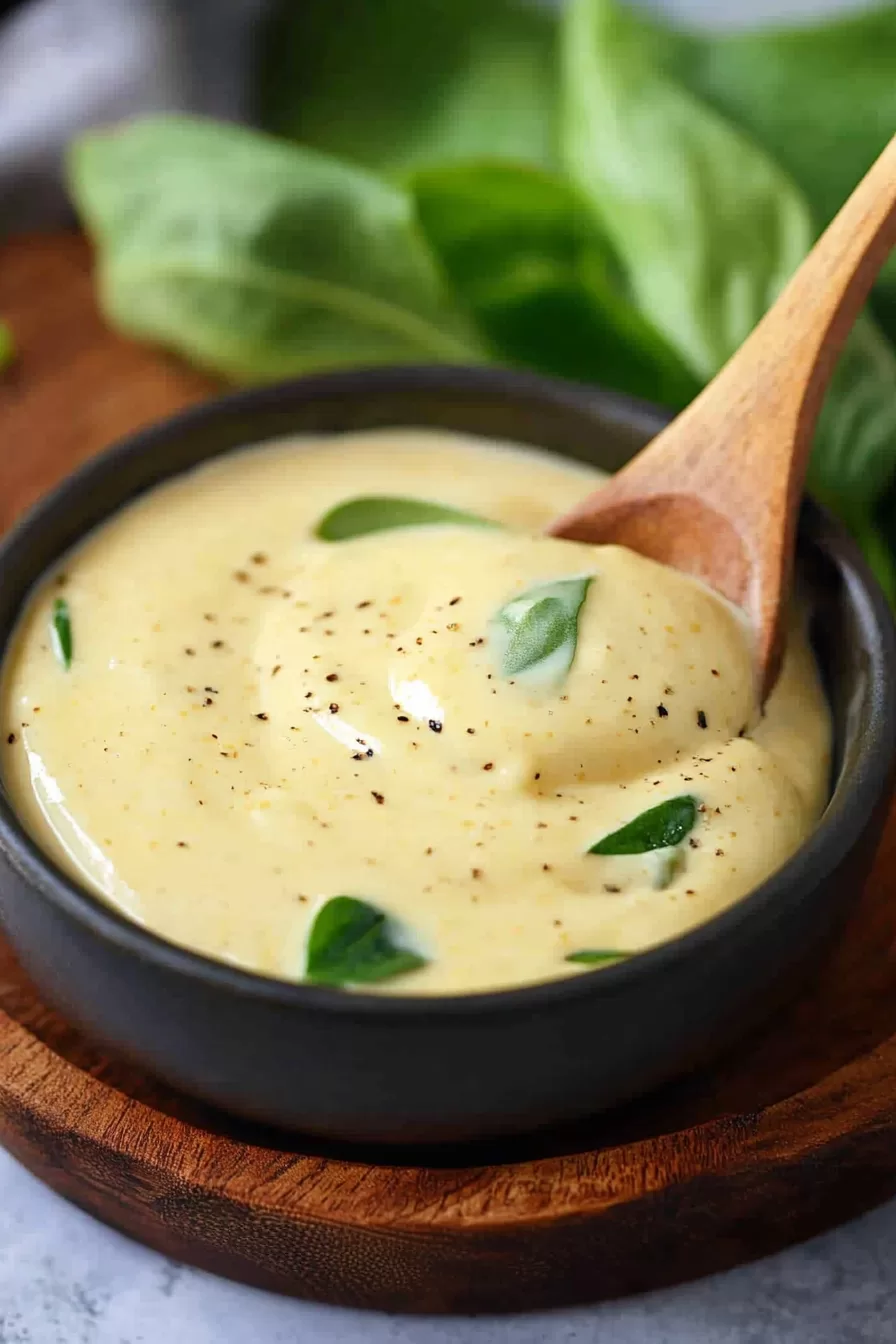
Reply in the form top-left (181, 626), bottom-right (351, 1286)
top-left (2, 0), bottom-right (895, 1338)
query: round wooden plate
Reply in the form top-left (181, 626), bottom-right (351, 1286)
top-left (1, 235), bottom-right (896, 1314)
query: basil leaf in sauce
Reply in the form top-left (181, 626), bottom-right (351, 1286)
top-left (315, 495), bottom-right (494, 542)
top-left (50, 598), bottom-right (73, 670)
top-left (565, 949), bottom-right (629, 966)
top-left (305, 895), bottom-right (426, 986)
top-left (588, 795), bottom-right (697, 855)
top-left (492, 575), bottom-right (592, 682)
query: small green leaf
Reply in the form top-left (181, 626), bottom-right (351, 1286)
top-left (315, 495), bottom-right (494, 542)
top-left (50, 598), bottom-right (73, 670)
top-left (491, 576), bottom-right (592, 683)
top-left (0, 322), bottom-right (14, 372)
top-left (589, 795), bottom-right (698, 855)
top-left (565, 949), bottom-right (629, 965)
top-left (305, 895), bottom-right (426, 987)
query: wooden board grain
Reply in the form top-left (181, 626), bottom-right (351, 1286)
top-left (1, 234), bottom-right (896, 1314)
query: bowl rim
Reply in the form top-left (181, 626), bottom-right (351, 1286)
top-left (0, 362), bottom-right (893, 1020)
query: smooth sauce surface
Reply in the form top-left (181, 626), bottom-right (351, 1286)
top-left (1, 431), bottom-right (831, 993)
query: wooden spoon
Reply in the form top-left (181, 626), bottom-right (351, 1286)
top-left (549, 135), bottom-right (896, 699)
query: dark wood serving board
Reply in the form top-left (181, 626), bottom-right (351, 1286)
top-left (1, 234), bottom-right (896, 1314)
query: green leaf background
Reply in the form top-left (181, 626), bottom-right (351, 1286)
top-left (66, 0), bottom-right (896, 600)
top-left (69, 117), bottom-right (483, 380)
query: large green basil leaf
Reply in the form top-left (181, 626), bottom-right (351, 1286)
top-left (661, 5), bottom-right (896, 268)
top-left (559, 0), bottom-right (896, 603)
top-left (305, 896), bottom-right (425, 987)
top-left (67, 116), bottom-right (483, 381)
top-left (491, 575), bottom-right (593, 683)
top-left (258, 0), bottom-right (557, 176)
top-left (560, 0), bottom-right (813, 382)
top-left (412, 160), bottom-right (701, 408)
top-left (315, 496), bottom-right (494, 542)
top-left (588, 796), bottom-right (698, 856)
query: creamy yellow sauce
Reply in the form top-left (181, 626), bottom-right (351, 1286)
top-left (0, 430), bottom-right (831, 994)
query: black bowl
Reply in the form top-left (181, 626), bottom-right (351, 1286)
top-left (0, 366), bottom-right (892, 1146)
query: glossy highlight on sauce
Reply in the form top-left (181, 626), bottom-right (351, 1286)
top-left (0, 431), bottom-right (831, 994)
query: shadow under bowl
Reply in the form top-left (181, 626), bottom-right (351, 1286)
top-left (0, 365), bottom-right (892, 1145)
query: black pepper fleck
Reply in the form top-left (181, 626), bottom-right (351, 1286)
top-left (428, 719), bottom-right (443, 733)
top-left (329, 703), bottom-right (339, 714)
top-left (657, 704), bottom-right (668, 717)
top-left (371, 791), bottom-right (385, 805)
top-left (697, 709), bottom-right (708, 729)
top-left (255, 712), bottom-right (269, 721)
